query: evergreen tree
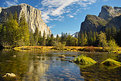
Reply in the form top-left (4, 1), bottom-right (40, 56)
top-left (98, 32), bottom-right (108, 49)
top-left (111, 26), bottom-right (117, 39)
top-left (80, 32), bottom-right (86, 46)
top-left (56, 34), bottom-right (60, 42)
top-left (66, 34), bottom-right (72, 46)
top-left (29, 32), bottom-right (35, 46)
top-left (8, 12), bottom-right (13, 20)
top-left (47, 34), bottom-right (54, 46)
top-left (34, 27), bottom-right (39, 45)
top-left (13, 11), bottom-right (18, 21)
top-left (71, 37), bottom-right (78, 46)
top-left (42, 31), bottom-right (46, 46)
top-left (38, 31), bottom-right (43, 46)
top-left (116, 27), bottom-right (121, 46)
top-left (87, 31), bottom-right (93, 45)
top-left (105, 27), bottom-right (112, 40)
top-left (3, 14), bottom-right (20, 46)
top-left (60, 32), bottom-right (67, 45)
top-left (19, 12), bottom-right (30, 46)
top-left (78, 33), bottom-right (81, 46)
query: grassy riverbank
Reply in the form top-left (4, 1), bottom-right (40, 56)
top-left (13, 46), bottom-right (121, 53)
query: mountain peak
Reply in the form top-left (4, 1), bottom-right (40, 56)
top-left (98, 5), bottom-right (121, 20)
top-left (0, 3), bottom-right (51, 36)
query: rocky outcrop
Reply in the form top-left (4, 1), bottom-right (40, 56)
top-left (99, 5), bottom-right (121, 20)
top-left (0, 3), bottom-right (51, 36)
top-left (80, 15), bottom-right (107, 32)
top-left (106, 15), bottom-right (121, 29)
top-left (80, 5), bottom-right (121, 33)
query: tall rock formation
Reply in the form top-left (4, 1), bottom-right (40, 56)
top-left (0, 3), bottom-right (51, 36)
top-left (80, 15), bottom-right (107, 32)
top-left (99, 5), bottom-right (121, 20)
top-left (80, 5), bottom-right (121, 33)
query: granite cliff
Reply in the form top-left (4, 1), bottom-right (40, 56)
top-left (0, 3), bottom-right (51, 36)
top-left (99, 5), bottom-right (121, 20)
top-left (80, 5), bottom-right (121, 33)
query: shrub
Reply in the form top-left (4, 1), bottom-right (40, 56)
top-left (54, 42), bottom-right (65, 50)
top-left (107, 40), bottom-right (119, 53)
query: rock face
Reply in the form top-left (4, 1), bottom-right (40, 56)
top-left (80, 15), bottom-right (107, 32)
top-left (72, 32), bottom-right (79, 38)
top-left (0, 4), bottom-right (51, 36)
top-left (80, 5), bottom-right (121, 33)
top-left (106, 15), bottom-right (121, 29)
top-left (99, 5), bottom-right (121, 20)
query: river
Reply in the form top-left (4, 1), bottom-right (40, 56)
top-left (0, 49), bottom-right (121, 81)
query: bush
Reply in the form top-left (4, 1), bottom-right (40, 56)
top-left (74, 55), bottom-right (96, 65)
top-left (54, 42), bottom-right (65, 50)
top-left (107, 40), bottom-right (119, 53)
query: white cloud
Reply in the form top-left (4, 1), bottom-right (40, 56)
top-left (5, 0), bottom-right (19, 7)
top-left (40, 0), bottom-right (96, 23)
top-left (67, 14), bottom-right (74, 18)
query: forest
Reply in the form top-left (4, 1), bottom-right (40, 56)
top-left (0, 12), bottom-right (121, 50)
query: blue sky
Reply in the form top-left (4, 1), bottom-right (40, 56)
top-left (0, 0), bottom-right (121, 35)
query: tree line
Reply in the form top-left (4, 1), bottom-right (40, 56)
top-left (0, 12), bottom-right (121, 48)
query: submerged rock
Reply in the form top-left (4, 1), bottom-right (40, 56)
top-left (101, 58), bottom-right (121, 67)
top-left (74, 55), bottom-right (96, 65)
top-left (3, 73), bottom-right (17, 81)
top-left (59, 55), bottom-right (66, 58)
top-left (3, 73), bottom-right (16, 78)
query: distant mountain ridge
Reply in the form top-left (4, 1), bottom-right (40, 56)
top-left (80, 5), bottom-right (121, 33)
top-left (0, 3), bottom-right (51, 36)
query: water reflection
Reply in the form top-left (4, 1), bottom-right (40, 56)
top-left (0, 50), bottom-right (121, 81)
top-left (23, 56), bottom-right (49, 81)
top-left (79, 53), bottom-right (121, 81)
top-left (0, 50), bottom-right (83, 81)
top-left (80, 64), bottom-right (121, 81)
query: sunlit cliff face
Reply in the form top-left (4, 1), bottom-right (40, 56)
top-left (0, 3), bottom-right (51, 37)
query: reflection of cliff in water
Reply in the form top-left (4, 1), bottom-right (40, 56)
top-left (0, 50), bottom-right (50, 81)
top-left (23, 55), bottom-right (50, 81)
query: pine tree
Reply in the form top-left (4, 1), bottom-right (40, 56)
top-left (29, 32), bottom-right (35, 46)
top-left (71, 37), bottom-right (78, 46)
top-left (111, 26), bottom-right (117, 39)
top-left (34, 27), bottom-right (39, 45)
top-left (19, 12), bottom-right (30, 46)
top-left (13, 11), bottom-right (18, 21)
top-left (66, 34), bottom-right (72, 46)
top-left (56, 34), bottom-right (60, 42)
top-left (38, 31), bottom-right (43, 46)
top-left (105, 27), bottom-right (111, 40)
top-left (60, 32), bottom-right (67, 45)
top-left (8, 12), bottom-right (13, 20)
top-left (80, 32), bottom-right (85, 46)
top-left (98, 32), bottom-right (108, 49)
top-left (78, 33), bottom-right (81, 46)
top-left (42, 31), bottom-right (46, 46)
top-left (4, 15), bottom-right (20, 46)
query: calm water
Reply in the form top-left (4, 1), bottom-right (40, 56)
top-left (0, 50), bottom-right (121, 81)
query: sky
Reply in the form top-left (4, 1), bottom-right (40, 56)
top-left (0, 0), bottom-right (121, 36)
